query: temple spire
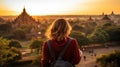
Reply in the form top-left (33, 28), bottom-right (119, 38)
top-left (111, 11), bottom-right (115, 16)
top-left (102, 15), bottom-right (111, 20)
top-left (102, 12), bottom-right (104, 16)
top-left (23, 7), bottom-right (26, 13)
top-left (88, 16), bottom-right (93, 21)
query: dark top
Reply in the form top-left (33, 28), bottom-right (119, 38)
top-left (41, 37), bottom-right (81, 67)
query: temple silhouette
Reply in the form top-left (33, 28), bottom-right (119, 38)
top-left (102, 15), bottom-right (111, 20)
top-left (12, 7), bottom-right (40, 28)
top-left (12, 8), bottom-right (41, 39)
top-left (111, 11), bottom-right (115, 16)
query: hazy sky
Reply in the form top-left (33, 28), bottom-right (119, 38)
top-left (0, 0), bottom-right (120, 16)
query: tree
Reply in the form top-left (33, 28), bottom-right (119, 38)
top-left (29, 39), bottom-right (43, 54)
top-left (72, 24), bottom-right (84, 32)
top-left (102, 22), bottom-right (113, 27)
top-left (0, 37), bottom-right (21, 66)
top-left (12, 29), bottom-right (26, 40)
top-left (0, 37), bottom-right (10, 49)
top-left (97, 22), bottom-right (120, 42)
top-left (0, 23), bottom-right (12, 35)
top-left (96, 50), bottom-right (120, 67)
top-left (83, 22), bottom-right (97, 35)
top-left (70, 31), bottom-right (89, 47)
top-left (104, 26), bottom-right (120, 42)
top-left (8, 40), bottom-right (22, 48)
top-left (88, 28), bottom-right (109, 44)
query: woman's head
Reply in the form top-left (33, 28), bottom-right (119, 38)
top-left (45, 19), bottom-right (72, 41)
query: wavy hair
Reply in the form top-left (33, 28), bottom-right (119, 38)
top-left (45, 19), bottom-right (72, 41)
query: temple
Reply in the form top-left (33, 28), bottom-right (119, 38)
top-left (111, 11), bottom-right (115, 16)
top-left (12, 8), bottom-right (41, 39)
top-left (88, 16), bottom-right (93, 21)
top-left (12, 7), bottom-right (40, 27)
top-left (102, 15), bottom-right (111, 20)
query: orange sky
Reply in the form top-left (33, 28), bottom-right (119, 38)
top-left (0, 0), bottom-right (120, 16)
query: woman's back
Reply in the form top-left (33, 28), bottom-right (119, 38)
top-left (42, 37), bottom-right (81, 67)
top-left (42, 19), bottom-right (82, 67)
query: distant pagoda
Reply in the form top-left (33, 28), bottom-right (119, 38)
top-left (111, 11), bottom-right (115, 16)
top-left (102, 12), bottom-right (104, 16)
top-left (102, 15), bottom-right (111, 20)
top-left (12, 7), bottom-right (40, 27)
top-left (88, 16), bottom-right (93, 21)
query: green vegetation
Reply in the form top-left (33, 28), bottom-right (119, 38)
top-left (70, 31), bottom-right (89, 47)
top-left (87, 22), bottom-right (120, 44)
top-left (12, 29), bottom-right (26, 40)
top-left (0, 17), bottom-right (120, 66)
top-left (96, 50), bottom-right (120, 67)
top-left (29, 39), bottom-right (43, 54)
top-left (88, 28), bottom-right (109, 44)
top-left (72, 24), bottom-right (84, 32)
top-left (0, 37), bottom-right (22, 66)
top-left (8, 40), bottom-right (22, 48)
top-left (70, 21), bottom-right (120, 46)
top-left (0, 23), bottom-right (12, 34)
top-left (103, 26), bottom-right (120, 41)
top-left (96, 22), bottom-right (120, 42)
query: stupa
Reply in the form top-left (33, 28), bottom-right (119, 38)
top-left (102, 15), bottom-right (111, 20)
top-left (111, 11), bottom-right (115, 16)
top-left (11, 8), bottom-right (41, 39)
top-left (88, 16), bottom-right (93, 21)
top-left (102, 12), bottom-right (104, 16)
top-left (12, 7), bottom-right (40, 27)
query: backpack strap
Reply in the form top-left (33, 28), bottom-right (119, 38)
top-left (47, 38), bottom-right (72, 60)
top-left (48, 40), bottom-right (55, 59)
top-left (58, 38), bottom-right (72, 60)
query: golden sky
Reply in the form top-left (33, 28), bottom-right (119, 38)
top-left (0, 0), bottom-right (120, 16)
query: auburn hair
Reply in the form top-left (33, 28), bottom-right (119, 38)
top-left (45, 19), bottom-right (72, 41)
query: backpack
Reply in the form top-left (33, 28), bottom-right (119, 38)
top-left (47, 38), bottom-right (74, 67)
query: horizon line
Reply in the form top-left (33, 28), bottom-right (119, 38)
top-left (0, 14), bottom-right (120, 17)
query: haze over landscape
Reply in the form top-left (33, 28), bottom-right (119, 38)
top-left (0, 0), bottom-right (120, 16)
top-left (0, 0), bottom-right (120, 67)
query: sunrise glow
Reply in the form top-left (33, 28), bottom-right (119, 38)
top-left (0, 0), bottom-right (120, 15)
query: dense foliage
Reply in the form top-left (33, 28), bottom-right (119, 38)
top-left (103, 26), bottom-right (120, 41)
top-left (96, 50), bottom-right (120, 67)
top-left (70, 31), bottom-right (89, 47)
top-left (0, 23), bottom-right (12, 34)
top-left (88, 28), bottom-right (110, 44)
top-left (95, 22), bottom-right (120, 41)
top-left (0, 17), bottom-right (120, 66)
top-left (29, 39), bottom-right (43, 54)
top-left (12, 29), bottom-right (26, 40)
top-left (8, 40), bottom-right (22, 48)
top-left (0, 37), bottom-right (22, 66)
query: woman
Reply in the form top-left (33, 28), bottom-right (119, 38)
top-left (42, 19), bottom-right (82, 67)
